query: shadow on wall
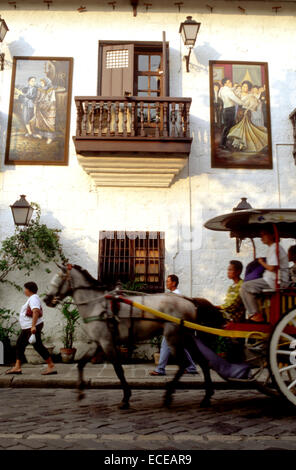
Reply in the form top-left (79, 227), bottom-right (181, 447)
top-left (8, 36), bottom-right (35, 58)
top-left (39, 209), bottom-right (99, 277)
top-left (193, 41), bottom-right (222, 70)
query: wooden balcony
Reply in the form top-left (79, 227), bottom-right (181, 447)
top-left (73, 96), bottom-right (192, 187)
top-left (289, 108), bottom-right (296, 164)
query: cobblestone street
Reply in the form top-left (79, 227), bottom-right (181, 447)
top-left (1, 388), bottom-right (296, 450)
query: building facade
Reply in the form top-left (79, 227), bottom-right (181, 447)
top-left (0, 0), bottom-right (295, 352)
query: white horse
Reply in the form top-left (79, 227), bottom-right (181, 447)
top-left (44, 264), bottom-right (215, 409)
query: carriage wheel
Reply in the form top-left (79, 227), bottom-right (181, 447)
top-left (269, 308), bottom-right (296, 407)
top-left (244, 333), bottom-right (279, 398)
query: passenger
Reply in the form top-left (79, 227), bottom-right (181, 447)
top-left (288, 245), bottom-right (296, 283)
top-left (216, 260), bottom-right (245, 322)
top-left (240, 225), bottom-right (289, 323)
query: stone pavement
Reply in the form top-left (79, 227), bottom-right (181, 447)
top-left (0, 388), bottom-right (296, 450)
top-left (0, 363), bottom-right (265, 390)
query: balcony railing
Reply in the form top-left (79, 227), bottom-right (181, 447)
top-left (74, 96), bottom-right (192, 139)
top-left (289, 108), bottom-right (296, 163)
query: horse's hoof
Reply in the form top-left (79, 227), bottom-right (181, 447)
top-left (119, 402), bottom-right (130, 410)
top-left (77, 392), bottom-right (85, 401)
top-left (163, 396), bottom-right (172, 408)
top-left (200, 399), bottom-right (211, 408)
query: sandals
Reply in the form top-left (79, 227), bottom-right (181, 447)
top-left (5, 369), bottom-right (22, 375)
top-left (41, 369), bottom-right (57, 375)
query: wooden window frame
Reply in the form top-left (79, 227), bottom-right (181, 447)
top-left (98, 231), bottom-right (165, 293)
top-left (97, 40), bottom-right (170, 97)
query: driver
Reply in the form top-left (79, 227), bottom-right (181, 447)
top-left (240, 225), bottom-right (289, 322)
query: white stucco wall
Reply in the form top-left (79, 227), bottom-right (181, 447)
top-left (0, 2), bottom-right (295, 348)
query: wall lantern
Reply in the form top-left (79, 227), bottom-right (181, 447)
top-left (10, 195), bottom-right (34, 227)
top-left (179, 16), bottom-right (201, 73)
top-left (0, 16), bottom-right (9, 71)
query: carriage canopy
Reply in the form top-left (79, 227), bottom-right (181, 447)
top-left (204, 209), bottom-right (296, 240)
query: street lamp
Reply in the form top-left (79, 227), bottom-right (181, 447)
top-left (0, 15), bottom-right (9, 72)
top-left (10, 195), bottom-right (34, 227)
top-left (179, 16), bottom-right (201, 73)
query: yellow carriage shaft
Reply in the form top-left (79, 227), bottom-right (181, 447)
top-left (120, 297), bottom-right (269, 340)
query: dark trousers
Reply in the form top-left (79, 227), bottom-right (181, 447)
top-left (16, 323), bottom-right (50, 361)
top-left (220, 106), bottom-right (235, 146)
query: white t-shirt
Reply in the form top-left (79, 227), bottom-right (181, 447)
top-left (19, 294), bottom-right (43, 330)
top-left (263, 243), bottom-right (289, 288)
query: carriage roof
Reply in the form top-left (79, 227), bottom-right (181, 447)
top-left (204, 209), bottom-right (296, 239)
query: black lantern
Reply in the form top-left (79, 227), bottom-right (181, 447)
top-left (233, 197), bottom-right (253, 212)
top-left (179, 16), bottom-right (201, 72)
top-left (10, 195), bottom-right (34, 227)
top-left (0, 16), bottom-right (9, 43)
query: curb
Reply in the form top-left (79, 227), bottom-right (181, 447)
top-left (0, 376), bottom-right (261, 390)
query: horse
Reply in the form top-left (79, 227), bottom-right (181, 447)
top-left (44, 264), bottom-right (220, 409)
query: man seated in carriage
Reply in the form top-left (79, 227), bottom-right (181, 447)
top-left (240, 225), bottom-right (289, 323)
top-left (216, 260), bottom-right (245, 323)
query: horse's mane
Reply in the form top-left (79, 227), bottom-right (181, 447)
top-left (73, 264), bottom-right (107, 288)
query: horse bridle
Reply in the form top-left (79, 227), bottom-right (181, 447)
top-left (51, 265), bottom-right (110, 307)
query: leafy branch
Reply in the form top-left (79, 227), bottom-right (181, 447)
top-left (0, 203), bottom-right (67, 290)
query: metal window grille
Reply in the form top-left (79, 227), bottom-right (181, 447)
top-left (98, 231), bottom-right (165, 292)
top-left (106, 50), bottom-right (129, 69)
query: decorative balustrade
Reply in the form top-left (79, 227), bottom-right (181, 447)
top-left (75, 96), bottom-right (192, 139)
top-left (289, 108), bottom-right (296, 163)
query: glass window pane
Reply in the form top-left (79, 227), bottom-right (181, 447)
top-left (138, 76), bottom-right (149, 89)
top-left (150, 76), bottom-right (160, 90)
top-left (149, 92), bottom-right (158, 97)
top-left (138, 55), bottom-right (149, 71)
top-left (138, 91), bottom-right (148, 96)
top-left (151, 55), bottom-right (161, 71)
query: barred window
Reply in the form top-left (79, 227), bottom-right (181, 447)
top-left (98, 231), bottom-right (165, 292)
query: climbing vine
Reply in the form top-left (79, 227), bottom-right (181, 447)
top-left (0, 203), bottom-right (67, 291)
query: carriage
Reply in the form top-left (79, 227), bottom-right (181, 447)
top-left (45, 208), bottom-right (296, 409)
top-left (203, 207), bottom-right (296, 407)
top-left (105, 208), bottom-right (296, 407)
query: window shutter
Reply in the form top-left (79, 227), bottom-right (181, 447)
top-left (101, 44), bottom-right (134, 96)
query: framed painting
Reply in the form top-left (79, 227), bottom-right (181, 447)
top-left (5, 56), bottom-right (73, 165)
top-left (209, 61), bottom-right (272, 169)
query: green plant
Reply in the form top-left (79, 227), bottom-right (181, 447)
top-left (150, 335), bottom-right (162, 352)
top-left (121, 280), bottom-right (148, 292)
top-left (0, 307), bottom-right (19, 343)
top-left (0, 203), bottom-right (66, 291)
top-left (60, 298), bottom-right (80, 349)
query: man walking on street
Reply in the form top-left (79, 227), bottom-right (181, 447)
top-left (149, 274), bottom-right (198, 376)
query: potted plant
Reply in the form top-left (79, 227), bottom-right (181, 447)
top-left (60, 298), bottom-right (80, 363)
top-left (150, 335), bottom-right (162, 365)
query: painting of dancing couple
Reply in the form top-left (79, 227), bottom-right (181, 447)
top-left (5, 57), bottom-right (73, 165)
top-left (210, 61), bottom-right (272, 169)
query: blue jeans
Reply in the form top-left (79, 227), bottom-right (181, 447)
top-left (155, 337), bottom-right (197, 374)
